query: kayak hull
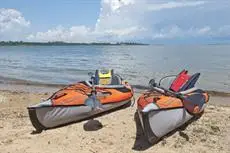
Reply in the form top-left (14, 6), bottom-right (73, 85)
top-left (137, 89), bottom-right (208, 144)
top-left (137, 107), bottom-right (193, 144)
top-left (27, 79), bottom-right (133, 131)
top-left (28, 99), bottom-right (131, 131)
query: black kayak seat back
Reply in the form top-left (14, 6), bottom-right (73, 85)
top-left (179, 73), bottom-right (200, 92)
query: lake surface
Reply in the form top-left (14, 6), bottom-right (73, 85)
top-left (0, 45), bottom-right (230, 92)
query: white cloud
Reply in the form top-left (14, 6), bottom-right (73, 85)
top-left (2, 0), bottom-right (230, 42)
top-left (28, 0), bottom-right (150, 42)
top-left (93, 0), bottom-right (207, 41)
top-left (197, 26), bottom-right (211, 35)
top-left (151, 25), bottom-right (230, 41)
top-left (217, 25), bottom-right (230, 36)
top-left (103, 0), bottom-right (135, 12)
top-left (148, 1), bottom-right (206, 11)
top-left (152, 25), bottom-right (212, 39)
top-left (104, 26), bottom-right (146, 36)
top-left (27, 25), bottom-right (96, 42)
top-left (27, 25), bottom-right (146, 42)
top-left (0, 8), bottom-right (30, 40)
top-left (152, 25), bottom-right (181, 39)
top-left (28, 0), bottom-right (149, 42)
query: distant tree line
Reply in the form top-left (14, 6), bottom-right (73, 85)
top-left (0, 41), bottom-right (148, 46)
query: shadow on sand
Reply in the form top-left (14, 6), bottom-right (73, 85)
top-left (83, 119), bottom-right (103, 131)
top-left (30, 130), bottom-right (42, 135)
top-left (132, 111), bottom-right (202, 151)
top-left (30, 119), bottom-right (104, 134)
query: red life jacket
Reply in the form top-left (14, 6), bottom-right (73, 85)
top-left (170, 70), bottom-right (191, 92)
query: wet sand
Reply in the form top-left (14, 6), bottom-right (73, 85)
top-left (0, 87), bottom-right (230, 153)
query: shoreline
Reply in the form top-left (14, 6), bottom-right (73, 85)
top-left (0, 79), bottom-right (230, 97)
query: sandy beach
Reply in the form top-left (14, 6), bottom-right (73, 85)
top-left (1, 0), bottom-right (230, 152)
top-left (0, 87), bottom-right (230, 153)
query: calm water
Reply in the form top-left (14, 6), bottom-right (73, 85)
top-left (0, 45), bottom-right (230, 92)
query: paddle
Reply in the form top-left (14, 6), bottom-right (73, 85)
top-left (148, 79), bottom-right (205, 114)
top-left (84, 72), bottom-right (103, 111)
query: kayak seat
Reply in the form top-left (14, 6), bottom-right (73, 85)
top-left (95, 69), bottom-right (122, 85)
top-left (111, 75), bottom-right (122, 85)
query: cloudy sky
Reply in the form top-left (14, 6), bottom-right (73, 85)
top-left (1, 0), bottom-right (230, 43)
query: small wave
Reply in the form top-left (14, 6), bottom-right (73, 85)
top-left (0, 76), bottom-right (66, 88)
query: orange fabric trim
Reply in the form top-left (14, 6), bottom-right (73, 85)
top-left (137, 93), bottom-right (183, 109)
top-left (52, 82), bottom-right (133, 106)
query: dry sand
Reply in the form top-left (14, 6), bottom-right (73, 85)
top-left (0, 89), bottom-right (230, 153)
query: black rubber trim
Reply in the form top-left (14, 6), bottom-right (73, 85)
top-left (114, 87), bottom-right (131, 93)
top-left (139, 111), bottom-right (159, 144)
top-left (28, 108), bottom-right (46, 132)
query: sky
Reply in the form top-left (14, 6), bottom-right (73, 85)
top-left (1, 0), bottom-right (230, 44)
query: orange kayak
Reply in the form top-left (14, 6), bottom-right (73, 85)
top-left (28, 71), bottom-right (133, 131)
top-left (137, 70), bottom-right (209, 144)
